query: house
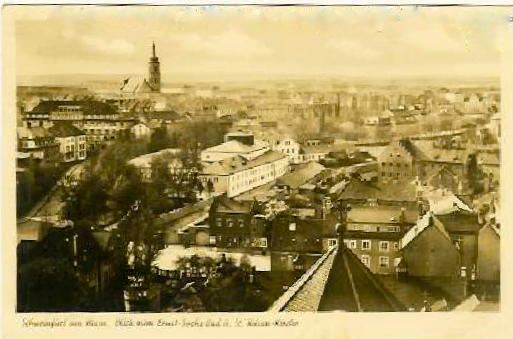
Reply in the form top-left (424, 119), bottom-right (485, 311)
top-left (130, 122), bottom-right (152, 139)
top-left (48, 122), bottom-right (87, 162)
top-left (208, 195), bottom-right (267, 251)
top-left (377, 138), bottom-right (472, 186)
top-left (269, 214), bottom-right (338, 272)
top-left (199, 150), bottom-right (289, 198)
top-left (265, 136), bottom-right (303, 164)
top-left (343, 205), bottom-right (418, 275)
top-left (17, 127), bottom-right (60, 160)
top-left (400, 212), bottom-right (461, 278)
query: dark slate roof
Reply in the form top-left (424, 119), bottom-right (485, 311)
top-left (269, 245), bottom-right (406, 312)
top-left (48, 122), bottom-right (85, 137)
top-left (31, 100), bottom-right (117, 115)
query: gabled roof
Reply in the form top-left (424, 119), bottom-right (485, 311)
top-left (427, 188), bottom-right (473, 215)
top-left (48, 122), bottom-right (85, 137)
top-left (400, 212), bottom-right (451, 250)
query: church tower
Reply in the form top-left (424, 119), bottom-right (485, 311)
top-left (148, 41), bottom-right (161, 92)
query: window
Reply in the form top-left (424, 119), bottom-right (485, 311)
top-left (328, 239), bottom-right (337, 248)
top-left (361, 255), bottom-right (371, 268)
top-left (227, 219), bottom-right (233, 227)
top-left (379, 256), bottom-right (389, 268)
top-left (216, 218), bottom-right (222, 227)
top-left (350, 240), bottom-right (357, 249)
top-left (394, 242), bottom-right (399, 250)
top-left (387, 226), bottom-right (400, 232)
top-left (238, 219), bottom-right (244, 227)
top-left (209, 236), bottom-right (216, 245)
top-left (289, 223), bottom-right (296, 231)
top-left (362, 240), bottom-right (371, 250)
top-left (379, 241), bottom-right (389, 252)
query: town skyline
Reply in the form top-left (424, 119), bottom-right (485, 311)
top-left (15, 6), bottom-right (511, 83)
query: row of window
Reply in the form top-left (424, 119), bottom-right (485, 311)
top-left (347, 225), bottom-right (401, 232)
top-left (360, 255), bottom-right (390, 268)
top-left (381, 162), bottom-right (409, 168)
top-left (216, 218), bottom-right (245, 228)
top-left (344, 239), bottom-right (398, 252)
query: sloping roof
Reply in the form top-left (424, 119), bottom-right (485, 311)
top-left (348, 206), bottom-right (418, 224)
top-left (48, 122), bottom-right (85, 137)
top-left (31, 100), bottom-right (117, 115)
top-left (269, 247), bottom-right (337, 312)
top-left (120, 76), bottom-right (154, 94)
top-left (201, 151), bottom-right (287, 176)
top-left (338, 179), bottom-right (417, 202)
top-left (400, 212), bottom-right (451, 249)
top-left (427, 188), bottom-right (473, 215)
top-left (203, 139), bottom-right (269, 155)
top-left (270, 245), bottom-right (406, 312)
top-left (275, 162), bottom-right (325, 189)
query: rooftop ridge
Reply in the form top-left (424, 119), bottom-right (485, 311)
top-left (268, 245), bottom-right (338, 312)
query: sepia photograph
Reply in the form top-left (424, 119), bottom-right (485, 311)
top-left (3, 3), bottom-right (512, 334)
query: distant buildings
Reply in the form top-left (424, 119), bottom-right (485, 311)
top-left (22, 100), bottom-right (136, 150)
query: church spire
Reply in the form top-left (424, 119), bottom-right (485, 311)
top-left (152, 41), bottom-right (156, 58)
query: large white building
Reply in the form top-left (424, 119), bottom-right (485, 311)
top-left (200, 150), bottom-right (289, 198)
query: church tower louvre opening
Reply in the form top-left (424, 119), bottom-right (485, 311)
top-left (148, 41), bottom-right (161, 92)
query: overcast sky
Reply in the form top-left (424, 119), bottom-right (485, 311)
top-left (14, 6), bottom-right (512, 81)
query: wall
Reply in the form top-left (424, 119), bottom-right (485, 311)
top-left (477, 226), bottom-right (500, 281)
top-left (402, 226), bottom-right (460, 278)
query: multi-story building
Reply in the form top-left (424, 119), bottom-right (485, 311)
top-left (208, 195), bottom-right (267, 250)
top-left (17, 127), bottom-right (60, 160)
top-left (343, 205), bottom-right (418, 275)
top-left (22, 100), bottom-right (136, 150)
top-left (378, 138), bottom-right (472, 186)
top-left (48, 122), bottom-right (87, 162)
top-left (200, 150), bottom-right (289, 198)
